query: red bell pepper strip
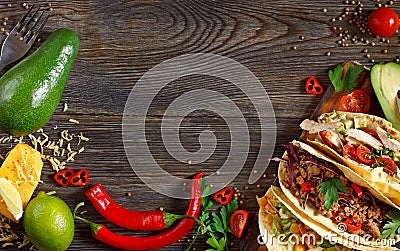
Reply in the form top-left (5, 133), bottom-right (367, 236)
top-left (76, 172), bottom-right (204, 250)
top-left (305, 77), bottom-right (324, 95)
top-left (86, 183), bottom-right (184, 230)
top-left (69, 169), bottom-right (89, 186)
top-left (54, 169), bottom-right (74, 187)
top-left (301, 182), bottom-right (313, 192)
top-left (344, 217), bottom-right (362, 231)
top-left (351, 183), bottom-right (363, 198)
top-left (213, 187), bottom-right (233, 205)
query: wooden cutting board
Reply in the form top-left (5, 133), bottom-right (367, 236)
top-left (240, 62), bottom-right (384, 251)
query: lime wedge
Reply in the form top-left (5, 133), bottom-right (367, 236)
top-left (0, 178), bottom-right (23, 220)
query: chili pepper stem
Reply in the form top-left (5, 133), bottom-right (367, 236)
top-left (74, 202), bottom-right (102, 235)
top-left (164, 212), bottom-right (206, 233)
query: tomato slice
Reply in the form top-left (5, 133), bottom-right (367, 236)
top-left (229, 209), bottom-right (249, 238)
top-left (356, 145), bottom-right (375, 165)
top-left (343, 143), bottom-right (358, 161)
top-left (376, 157), bottom-right (398, 176)
top-left (339, 89), bottom-right (370, 113)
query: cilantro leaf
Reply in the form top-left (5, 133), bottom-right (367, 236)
top-left (329, 64), bottom-right (364, 93)
top-left (380, 210), bottom-right (400, 239)
top-left (319, 178), bottom-right (348, 210)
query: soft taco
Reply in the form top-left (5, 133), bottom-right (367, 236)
top-left (258, 186), bottom-right (375, 250)
top-left (300, 111), bottom-right (400, 207)
top-left (277, 140), bottom-right (400, 249)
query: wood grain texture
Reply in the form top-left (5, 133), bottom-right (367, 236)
top-left (0, 0), bottom-right (398, 250)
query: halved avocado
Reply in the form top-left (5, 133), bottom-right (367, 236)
top-left (370, 62), bottom-right (400, 130)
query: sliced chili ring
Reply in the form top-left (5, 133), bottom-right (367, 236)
top-left (305, 77), bottom-right (324, 95)
top-left (54, 169), bottom-right (74, 187)
top-left (69, 169), bottom-right (89, 186)
top-left (213, 187), bottom-right (233, 205)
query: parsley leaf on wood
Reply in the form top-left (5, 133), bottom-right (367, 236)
top-left (328, 64), bottom-right (364, 93)
top-left (319, 178), bottom-right (348, 210)
top-left (380, 210), bottom-right (400, 239)
top-left (187, 182), bottom-right (239, 251)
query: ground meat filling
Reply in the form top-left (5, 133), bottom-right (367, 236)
top-left (281, 144), bottom-right (388, 239)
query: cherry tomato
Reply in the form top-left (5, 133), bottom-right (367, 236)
top-left (339, 89), bottom-right (370, 113)
top-left (368, 7), bottom-right (399, 37)
top-left (343, 143), bottom-right (358, 161)
top-left (230, 210), bottom-right (249, 238)
top-left (356, 145), bottom-right (375, 165)
top-left (376, 157), bottom-right (397, 176)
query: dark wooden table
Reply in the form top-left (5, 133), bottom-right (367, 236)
top-left (1, 1), bottom-right (399, 250)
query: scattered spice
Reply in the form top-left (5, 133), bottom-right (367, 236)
top-left (326, 0), bottom-right (399, 64)
top-left (68, 118), bottom-right (79, 124)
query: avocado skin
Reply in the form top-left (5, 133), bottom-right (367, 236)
top-left (371, 62), bottom-right (400, 131)
top-left (0, 28), bottom-right (79, 136)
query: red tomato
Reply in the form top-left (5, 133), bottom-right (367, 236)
top-left (356, 145), bottom-right (375, 165)
top-left (368, 7), bottom-right (399, 37)
top-left (343, 143), bottom-right (358, 161)
top-left (376, 157), bottom-right (397, 176)
top-left (339, 89), bottom-right (370, 113)
top-left (230, 210), bottom-right (249, 238)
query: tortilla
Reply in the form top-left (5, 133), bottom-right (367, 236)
top-left (258, 186), bottom-right (380, 250)
top-left (277, 140), bottom-right (398, 250)
top-left (305, 111), bottom-right (400, 208)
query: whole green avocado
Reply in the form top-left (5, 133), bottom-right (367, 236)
top-left (0, 28), bottom-right (79, 136)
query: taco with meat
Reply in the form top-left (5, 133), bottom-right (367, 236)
top-left (300, 111), bottom-right (400, 208)
top-left (258, 186), bottom-right (378, 250)
top-left (276, 140), bottom-right (400, 249)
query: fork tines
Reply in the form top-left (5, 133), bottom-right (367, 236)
top-left (11, 5), bottom-right (50, 45)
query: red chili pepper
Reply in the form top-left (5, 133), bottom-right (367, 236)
top-left (69, 169), bottom-right (89, 186)
top-left (213, 187), bottom-right (233, 205)
top-left (86, 183), bottom-right (185, 230)
top-left (301, 181), bottom-right (314, 192)
top-left (305, 77), bottom-right (324, 95)
top-left (351, 183), bottom-right (363, 198)
top-left (53, 169), bottom-right (74, 187)
top-left (344, 217), bottom-right (362, 231)
top-left (76, 172), bottom-right (204, 250)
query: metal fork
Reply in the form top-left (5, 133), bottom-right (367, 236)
top-left (0, 5), bottom-right (49, 72)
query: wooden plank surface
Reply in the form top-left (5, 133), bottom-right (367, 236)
top-left (0, 1), bottom-right (399, 250)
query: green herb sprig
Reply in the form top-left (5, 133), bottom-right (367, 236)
top-left (380, 210), bottom-right (400, 239)
top-left (187, 180), bottom-right (238, 251)
top-left (319, 178), bottom-right (348, 210)
top-left (328, 64), bottom-right (364, 93)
